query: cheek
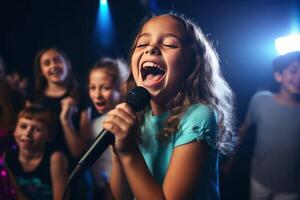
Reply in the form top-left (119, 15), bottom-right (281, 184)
top-left (131, 54), bottom-right (140, 80)
top-left (131, 63), bottom-right (140, 84)
top-left (103, 91), bottom-right (114, 101)
top-left (13, 131), bottom-right (19, 139)
top-left (89, 90), bottom-right (96, 99)
top-left (35, 135), bottom-right (45, 144)
top-left (132, 70), bottom-right (139, 84)
top-left (41, 67), bottom-right (48, 77)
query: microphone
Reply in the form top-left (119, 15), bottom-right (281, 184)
top-left (68, 86), bottom-right (151, 181)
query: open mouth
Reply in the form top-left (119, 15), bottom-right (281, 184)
top-left (95, 101), bottom-right (106, 107)
top-left (49, 68), bottom-right (63, 76)
top-left (141, 62), bottom-right (165, 83)
top-left (20, 139), bottom-right (33, 145)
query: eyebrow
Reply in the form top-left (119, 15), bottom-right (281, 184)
top-left (138, 32), bottom-right (183, 42)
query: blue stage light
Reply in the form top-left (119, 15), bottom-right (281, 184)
top-left (275, 34), bottom-right (300, 55)
top-left (100, 0), bottom-right (107, 6)
top-left (93, 0), bottom-right (114, 48)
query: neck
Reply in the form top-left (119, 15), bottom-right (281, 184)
top-left (19, 148), bottom-right (43, 162)
top-left (45, 82), bottom-right (67, 97)
top-left (274, 90), bottom-right (300, 107)
top-left (150, 100), bottom-right (168, 115)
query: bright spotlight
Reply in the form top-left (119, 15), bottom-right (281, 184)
top-left (93, 0), bottom-right (114, 47)
top-left (275, 34), bottom-right (300, 55)
top-left (100, 0), bottom-right (107, 6)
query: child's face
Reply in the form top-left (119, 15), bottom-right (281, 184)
top-left (88, 69), bottom-right (119, 114)
top-left (14, 117), bottom-right (48, 151)
top-left (40, 49), bottom-right (69, 85)
top-left (131, 15), bottom-right (191, 103)
top-left (275, 60), bottom-right (300, 95)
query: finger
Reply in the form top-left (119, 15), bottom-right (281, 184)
top-left (108, 107), bottom-right (136, 126)
top-left (115, 103), bottom-right (135, 116)
top-left (102, 120), bottom-right (128, 138)
top-left (107, 112), bottom-right (135, 133)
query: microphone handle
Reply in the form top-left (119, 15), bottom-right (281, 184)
top-left (80, 129), bottom-right (115, 165)
top-left (69, 130), bottom-right (115, 181)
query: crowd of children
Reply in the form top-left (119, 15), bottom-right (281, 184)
top-left (0, 12), bottom-right (299, 200)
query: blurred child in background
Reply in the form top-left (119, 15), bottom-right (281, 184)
top-left (240, 51), bottom-right (300, 200)
top-left (4, 105), bottom-right (69, 200)
top-left (88, 57), bottom-right (128, 199)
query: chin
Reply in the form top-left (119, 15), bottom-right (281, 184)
top-left (96, 108), bottom-right (108, 114)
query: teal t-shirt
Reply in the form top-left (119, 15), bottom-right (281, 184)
top-left (139, 104), bottom-right (220, 200)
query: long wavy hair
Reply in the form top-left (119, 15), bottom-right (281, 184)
top-left (123, 13), bottom-right (236, 154)
top-left (33, 47), bottom-right (78, 100)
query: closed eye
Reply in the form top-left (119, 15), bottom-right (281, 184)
top-left (163, 44), bottom-right (178, 48)
top-left (136, 43), bottom-right (148, 48)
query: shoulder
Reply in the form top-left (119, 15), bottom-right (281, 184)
top-left (181, 104), bottom-right (217, 127)
top-left (247, 91), bottom-right (274, 111)
top-left (50, 151), bottom-right (68, 179)
top-left (175, 104), bottom-right (218, 148)
top-left (251, 90), bottom-right (273, 102)
top-left (50, 151), bottom-right (68, 167)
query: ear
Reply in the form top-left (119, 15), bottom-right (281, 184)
top-left (274, 71), bottom-right (282, 83)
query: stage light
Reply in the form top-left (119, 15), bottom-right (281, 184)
top-left (275, 34), bottom-right (300, 55)
top-left (93, 0), bottom-right (114, 48)
top-left (100, 0), bottom-right (107, 6)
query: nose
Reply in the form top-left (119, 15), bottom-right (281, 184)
top-left (145, 45), bottom-right (160, 55)
top-left (49, 59), bottom-right (60, 68)
top-left (24, 127), bottom-right (34, 137)
top-left (96, 88), bottom-right (104, 99)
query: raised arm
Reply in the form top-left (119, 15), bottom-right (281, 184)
top-left (60, 96), bottom-right (92, 158)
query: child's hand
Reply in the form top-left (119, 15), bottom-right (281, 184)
top-left (102, 103), bottom-right (138, 155)
top-left (60, 96), bottom-right (78, 122)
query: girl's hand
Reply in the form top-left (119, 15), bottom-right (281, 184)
top-left (60, 96), bottom-right (78, 122)
top-left (102, 103), bottom-right (138, 155)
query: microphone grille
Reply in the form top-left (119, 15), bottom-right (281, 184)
top-left (125, 87), bottom-right (151, 112)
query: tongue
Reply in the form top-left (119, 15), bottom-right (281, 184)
top-left (145, 74), bottom-right (163, 83)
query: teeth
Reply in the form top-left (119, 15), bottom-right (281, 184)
top-left (142, 61), bottom-right (163, 70)
top-left (49, 68), bottom-right (61, 75)
top-left (96, 102), bottom-right (106, 106)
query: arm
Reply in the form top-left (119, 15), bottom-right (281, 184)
top-left (50, 151), bottom-right (69, 200)
top-left (120, 141), bottom-right (209, 200)
top-left (104, 103), bottom-right (211, 200)
top-left (110, 151), bottom-right (133, 200)
top-left (60, 96), bottom-right (92, 157)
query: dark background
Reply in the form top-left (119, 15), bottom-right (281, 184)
top-left (1, 0), bottom-right (299, 120)
top-left (0, 1), bottom-right (299, 198)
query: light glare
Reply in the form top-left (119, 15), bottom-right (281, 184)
top-left (275, 34), bottom-right (300, 55)
top-left (100, 0), bottom-right (107, 6)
